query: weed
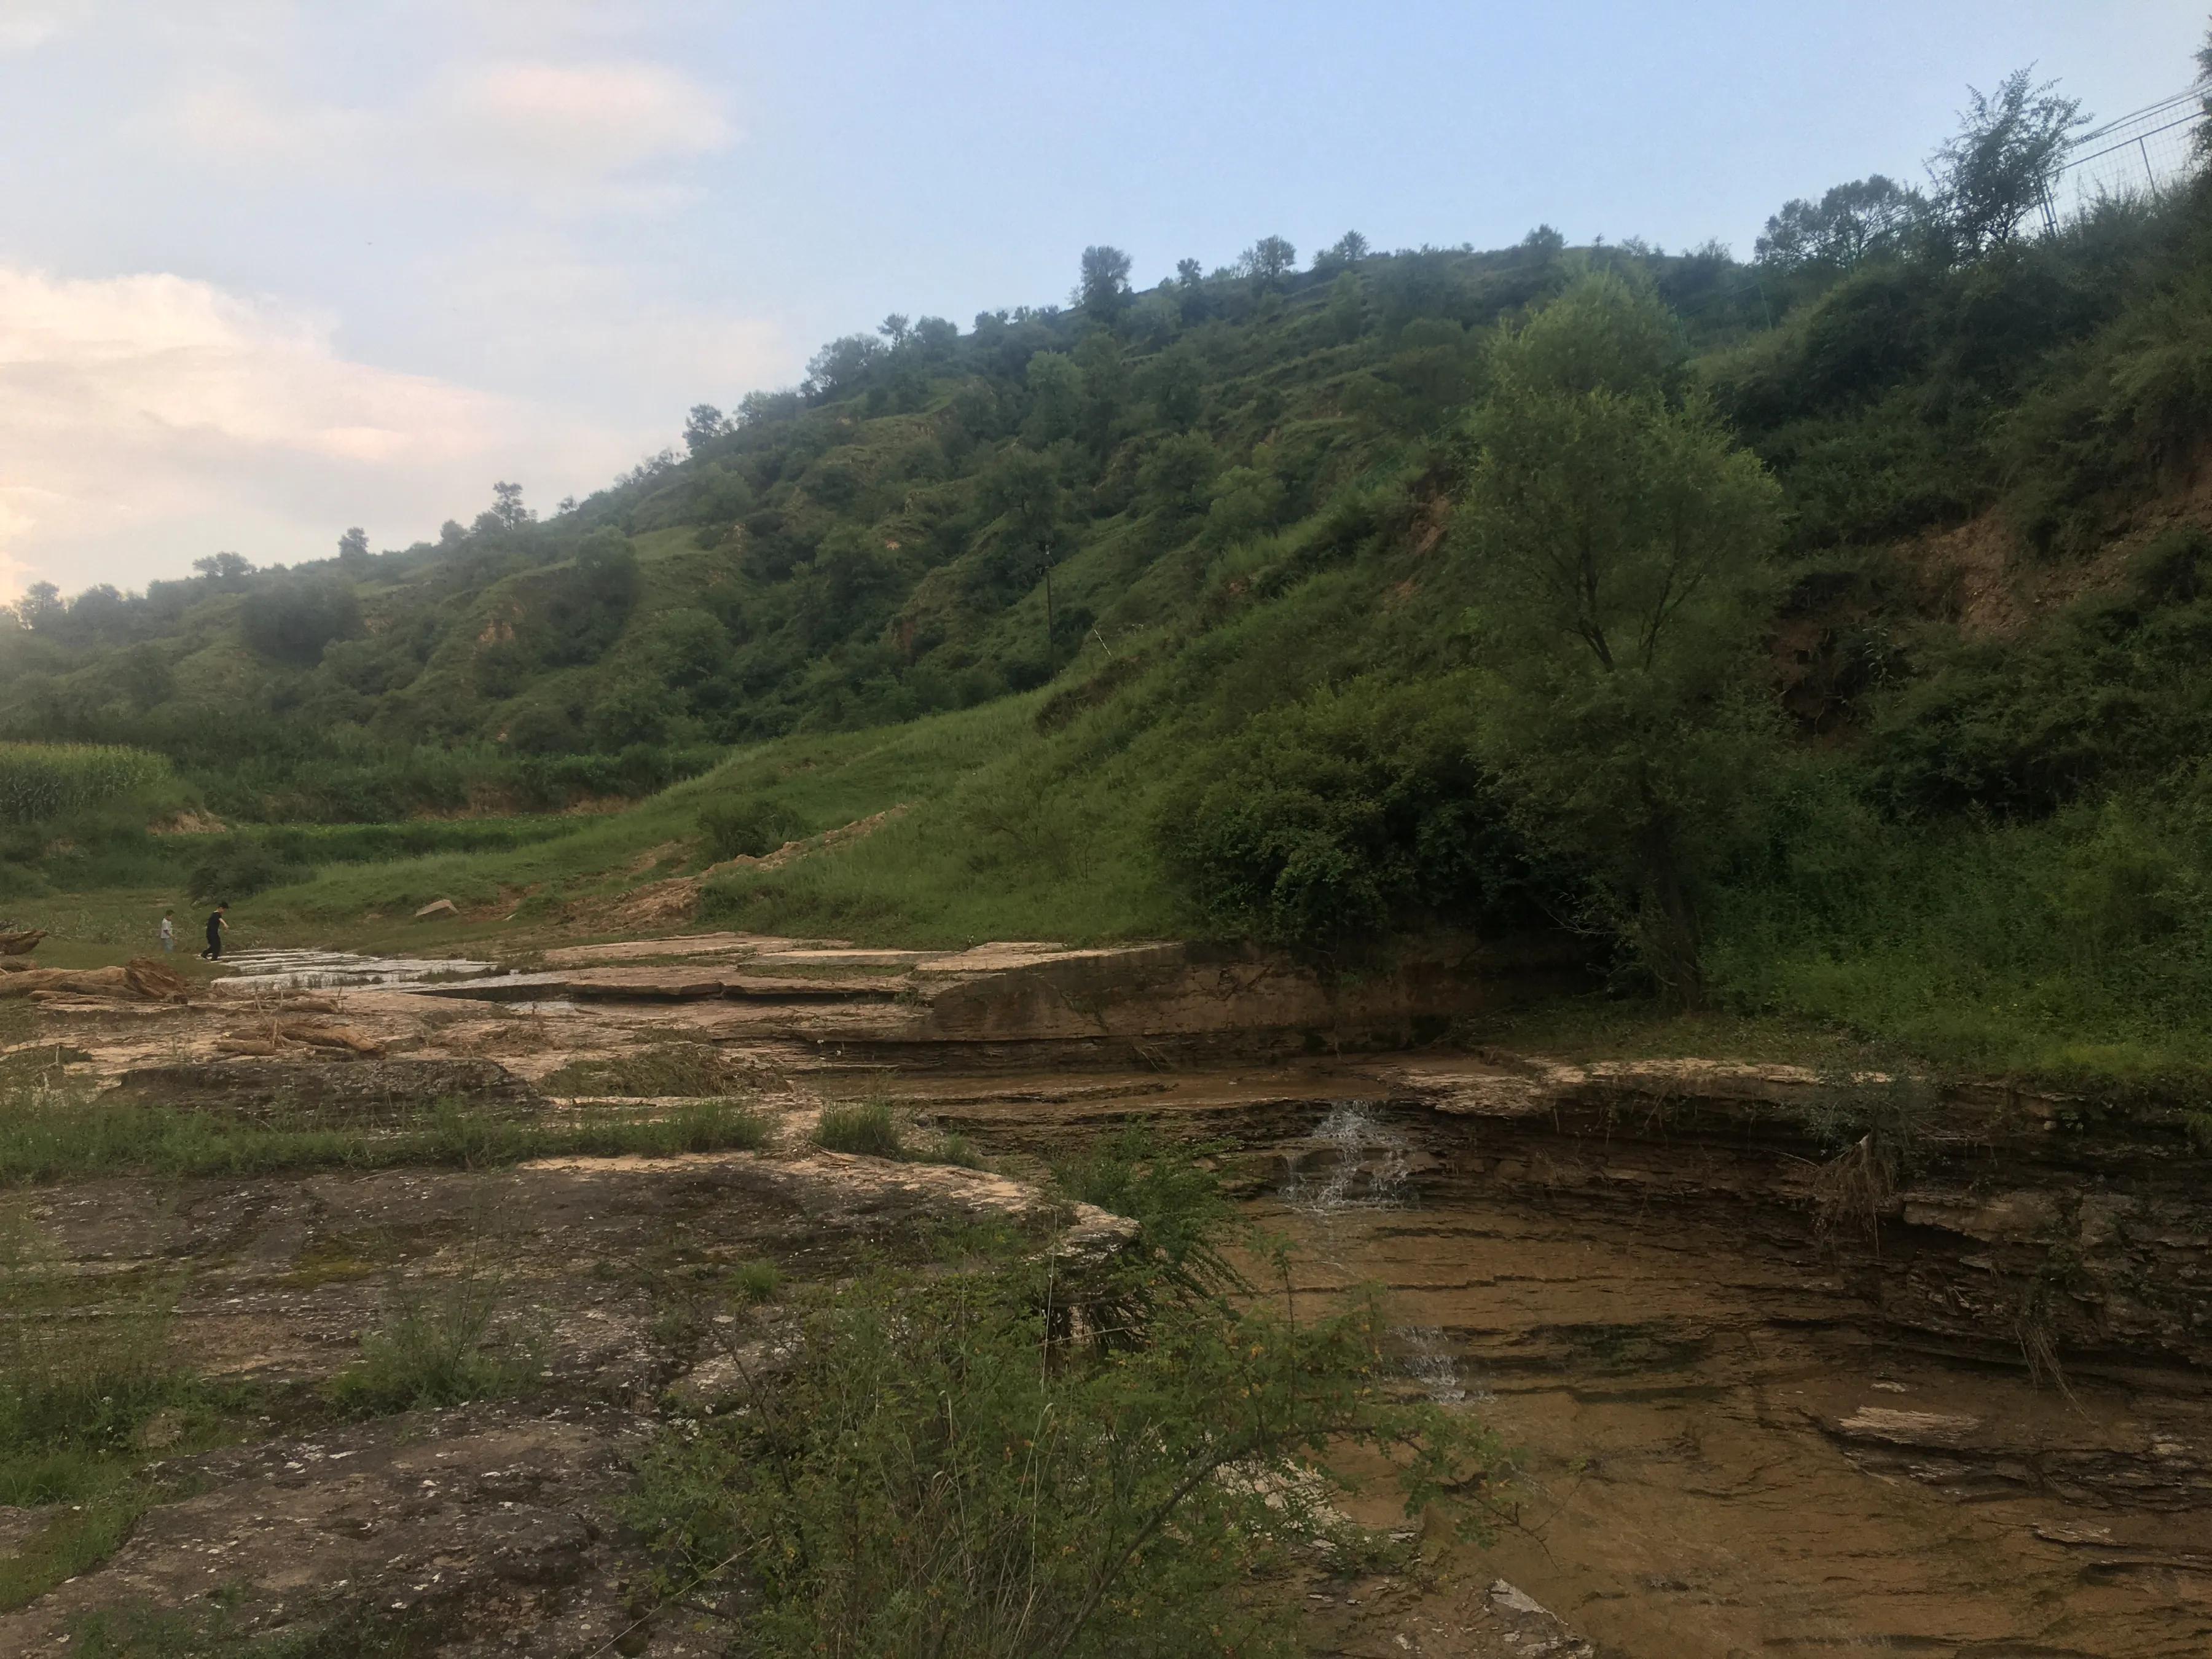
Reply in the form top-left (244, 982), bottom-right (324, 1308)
top-left (0, 1092), bottom-right (770, 1183)
top-left (813, 1100), bottom-right (904, 1159)
top-left (726, 1259), bottom-right (782, 1303)
top-left (539, 1042), bottom-right (740, 1099)
top-left (325, 1266), bottom-right (541, 1418)
top-left (626, 1149), bottom-right (1507, 1658)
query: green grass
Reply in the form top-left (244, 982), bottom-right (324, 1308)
top-left (0, 1094), bottom-right (771, 1184)
top-left (539, 1041), bottom-right (741, 1098)
top-left (814, 1101), bottom-right (905, 1159)
top-left (324, 1270), bottom-right (539, 1418)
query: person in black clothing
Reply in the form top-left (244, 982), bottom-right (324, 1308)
top-left (201, 903), bottom-right (229, 960)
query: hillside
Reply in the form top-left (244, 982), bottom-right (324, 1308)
top-left (7, 63), bottom-right (2212, 1081)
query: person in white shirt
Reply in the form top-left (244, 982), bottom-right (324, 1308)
top-left (158, 910), bottom-right (175, 952)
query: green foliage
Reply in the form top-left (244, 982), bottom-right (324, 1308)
top-left (0, 742), bottom-right (170, 823)
top-left (538, 1042), bottom-right (751, 1099)
top-left (0, 1091), bottom-right (772, 1184)
top-left (626, 1149), bottom-right (1502, 1658)
top-left (1869, 528), bottom-right (2212, 817)
top-left (1462, 275), bottom-right (1784, 1000)
top-left (240, 576), bottom-right (363, 666)
top-left (814, 1100), bottom-right (905, 1158)
top-left (1157, 675), bottom-right (1542, 949)
top-left (325, 1269), bottom-right (538, 1417)
top-left (186, 835), bottom-right (314, 903)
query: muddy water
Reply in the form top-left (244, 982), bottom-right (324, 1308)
top-left (1257, 1101), bottom-right (2212, 1658)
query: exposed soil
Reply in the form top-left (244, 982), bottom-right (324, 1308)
top-left (6, 931), bottom-right (2210, 1654)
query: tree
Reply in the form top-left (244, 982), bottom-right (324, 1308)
top-left (1518, 224), bottom-right (1566, 259)
top-left (1239, 235), bottom-right (1298, 287)
top-left (490, 481), bottom-right (534, 530)
top-left (17, 581), bottom-right (62, 631)
top-left (684, 404), bottom-right (731, 456)
top-left (1928, 68), bottom-right (2086, 259)
top-left (337, 527), bottom-right (371, 562)
top-left (1022, 351), bottom-right (1084, 447)
top-left (1325, 270), bottom-right (1367, 344)
top-left (1174, 257), bottom-right (1203, 288)
top-left (804, 334), bottom-right (883, 401)
top-left (1755, 176), bottom-right (1926, 270)
top-left (1313, 230), bottom-right (1369, 272)
top-left (1077, 245), bottom-right (1132, 322)
top-left (192, 552), bottom-right (253, 586)
top-left (241, 575), bottom-right (364, 666)
top-left (1459, 275), bottom-right (1783, 1003)
top-left (2198, 21), bottom-right (2212, 159)
top-left (877, 313), bottom-right (911, 348)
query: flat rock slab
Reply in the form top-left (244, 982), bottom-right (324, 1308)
top-left (0, 1404), bottom-right (717, 1657)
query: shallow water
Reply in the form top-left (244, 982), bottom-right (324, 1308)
top-left (1260, 1102), bottom-right (2212, 1657)
top-left (213, 947), bottom-right (501, 992)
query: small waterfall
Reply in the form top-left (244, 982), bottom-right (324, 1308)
top-left (1280, 1100), bottom-right (1413, 1215)
top-left (1395, 1325), bottom-right (1487, 1406)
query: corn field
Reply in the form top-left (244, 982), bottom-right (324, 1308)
top-left (0, 743), bottom-right (171, 823)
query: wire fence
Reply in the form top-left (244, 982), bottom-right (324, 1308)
top-left (2044, 82), bottom-right (2206, 226)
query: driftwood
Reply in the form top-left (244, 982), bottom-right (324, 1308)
top-left (0, 959), bottom-right (192, 1003)
top-left (0, 928), bottom-right (47, 955)
top-left (275, 1022), bottom-right (384, 1056)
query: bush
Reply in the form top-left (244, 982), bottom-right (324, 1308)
top-left (814, 1101), bottom-right (904, 1158)
top-left (1158, 675), bottom-right (1553, 949)
top-left (324, 1271), bottom-right (538, 1418)
top-left (626, 1140), bottom-right (1504, 1657)
top-left (185, 836), bottom-right (313, 903)
top-left (697, 799), bottom-right (805, 861)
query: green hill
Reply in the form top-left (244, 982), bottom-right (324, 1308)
top-left (9, 58), bottom-right (2212, 1083)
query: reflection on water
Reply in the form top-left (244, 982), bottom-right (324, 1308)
top-left (1280, 1100), bottom-right (1413, 1215)
top-left (215, 948), bottom-right (500, 992)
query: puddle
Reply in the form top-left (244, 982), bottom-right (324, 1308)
top-left (214, 949), bottom-right (503, 993)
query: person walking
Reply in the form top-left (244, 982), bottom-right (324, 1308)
top-left (201, 902), bottom-right (229, 961)
top-left (158, 909), bottom-right (175, 952)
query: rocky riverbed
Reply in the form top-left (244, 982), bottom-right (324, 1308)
top-left (3, 931), bottom-right (2207, 1654)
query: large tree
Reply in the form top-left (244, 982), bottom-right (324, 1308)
top-left (1076, 245), bottom-right (1132, 322)
top-left (1460, 275), bottom-right (1783, 1002)
top-left (1928, 68), bottom-right (2085, 259)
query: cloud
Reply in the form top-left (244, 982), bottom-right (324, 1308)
top-left (432, 60), bottom-right (734, 183)
top-left (142, 55), bottom-right (735, 200)
top-left (0, 2), bottom-right (88, 52)
top-left (0, 264), bottom-right (646, 597)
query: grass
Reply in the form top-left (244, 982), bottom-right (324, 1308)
top-left (0, 1214), bottom-right (263, 1612)
top-left (0, 1092), bottom-right (771, 1184)
top-left (813, 1101), bottom-right (990, 1169)
top-left (814, 1100), bottom-right (904, 1159)
top-left (539, 1041), bottom-right (740, 1098)
top-left (325, 1268), bottom-right (540, 1418)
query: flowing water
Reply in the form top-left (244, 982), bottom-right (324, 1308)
top-left (213, 947), bottom-right (502, 992)
top-left (1257, 1100), bottom-right (2212, 1657)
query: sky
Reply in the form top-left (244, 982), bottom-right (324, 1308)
top-left (0, 0), bottom-right (2203, 600)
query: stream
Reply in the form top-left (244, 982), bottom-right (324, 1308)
top-left (1253, 1099), bottom-right (2212, 1657)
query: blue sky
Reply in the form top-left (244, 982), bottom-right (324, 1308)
top-left (0, 0), bottom-right (2202, 596)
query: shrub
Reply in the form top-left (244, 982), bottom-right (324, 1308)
top-left (324, 1271), bottom-right (538, 1418)
top-left (184, 836), bottom-right (313, 903)
top-left (814, 1101), bottom-right (904, 1158)
top-left (626, 1140), bottom-right (1504, 1657)
top-left (696, 799), bottom-right (806, 861)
